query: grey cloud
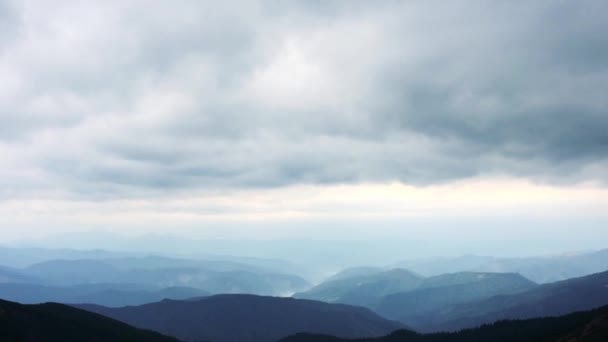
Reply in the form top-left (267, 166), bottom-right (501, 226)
top-left (1, 0), bottom-right (607, 199)
top-left (0, 1), bottom-right (20, 46)
top-left (373, 0), bottom-right (608, 174)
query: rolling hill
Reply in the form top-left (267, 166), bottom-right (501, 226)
top-left (77, 294), bottom-right (405, 342)
top-left (416, 270), bottom-right (608, 332)
top-left (295, 269), bottom-right (536, 314)
top-left (0, 298), bottom-right (180, 342)
top-left (294, 269), bottom-right (423, 306)
top-left (375, 272), bottom-right (536, 328)
top-left (0, 282), bottom-right (209, 307)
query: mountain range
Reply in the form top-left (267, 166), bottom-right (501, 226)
top-left (296, 267), bottom-right (608, 333)
top-left (2, 245), bottom-right (608, 341)
top-left (5, 295), bottom-right (606, 342)
top-left (24, 257), bottom-right (310, 294)
top-left (396, 249), bottom-right (608, 283)
top-left (374, 272), bottom-right (537, 329)
top-left (0, 255), bottom-right (310, 299)
top-left (420, 269), bottom-right (608, 332)
top-left (294, 269), bottom-right (423, 307)
top-left (0, 282), bottom-right (210, 307)
top-left (2, 268), bottom-right (608, 341)
top-left (295, 269), bottom-right (536, 313)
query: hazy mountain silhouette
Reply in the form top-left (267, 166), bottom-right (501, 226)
top-left (294, 269), bottom-right (423, 306)
top-left (77, 294), bottom-right (405, 342)
top-left (121, 268), bottom-right (309, 295)
top-left (414, 272), bottom-right (534, 289)
top-left (0, 282), bottom-right (209, 307)
top-left (279, 305), bottom-right (608, 342)
top-left (323, 267), bottom-right (387, 282)
top-left (396, 249), bottom-right (608, 283)
top-left (0, 298), bottom-right (180, 342)
top-left (21, 258), bottom-right (309, 295)
top-left (416, 270), bottom-right (608, 332)
top-left (375, 272), bottom-right (536, 328)
top-left (25, 259), bottom-right (122, 284)
top-left (22, 233), bottom-right (426, 276)
top-left (0, 246), bottom-right (133, 268)
top-left (0, 244), bottom-right (308, 281)
top-left (102, 255), bottom-right (285, 274)
top-left (0, 265), bottom-right (39, 283)
top-left (295, 270), bottom-right (536, 312)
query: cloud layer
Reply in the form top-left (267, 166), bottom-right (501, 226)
top-left (1, 0), bottom-right (607, 199)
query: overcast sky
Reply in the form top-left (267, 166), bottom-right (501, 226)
top-left (1, 0), bottom-right (607, 253)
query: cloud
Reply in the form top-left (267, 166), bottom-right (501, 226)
top-left (1, 0), bottom-right (607, 200)
top-left (2, 180), bottom-right (608, 244)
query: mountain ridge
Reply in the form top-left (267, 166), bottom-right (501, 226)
top-left (0, 298), bottom-right (180, 342)
top-left (77, 293), bottom-right (406, 342)
top-left (279, 304), bottom-right (608, 342)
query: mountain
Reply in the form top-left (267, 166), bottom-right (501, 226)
top-left (0, 283), bottom-right (209, 307)
top-left (77, 294), bottom-right (405, 342)
top-left (0, 246), bottom-right (133, 268)
top-left (295, 269), bottom-right (536, 314)
top-left (294, 269), bottom-right (423, 306)
top-left (323, 267), bottom-right (387, 282)
top-left (413, 271), bottom-right (533, 289)
top-left (375, 272), bottom-right (537, 328)
top-left (21, 233), bottom-right (427, 278)
top-left (396, 249), bottom-right (608, 283)
top-left (0, 298), bottom-right (180, 342)
top-left (67, 286), bottom-right (209, 307)
top-left (421, 270), bottom-right (608, 332)
top-left (0, 265), bottom-right (39, 283)
top-left (101, 255), bottom-right (281, 273)
top-left (121, 267), bottom-right (309, 295)
top-left (279, 305), bottom-right (608, 342)
top-left (1, 243), bottom-right (308, 279)
top-left (103, 256), bottom-right (311, 295)
top-left (22, 258), bottom-right (310, 296)
top-left (25, 259), bottom-right (122, 284)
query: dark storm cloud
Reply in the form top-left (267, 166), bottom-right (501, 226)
top-left (1, 0), bottom-right (607, 198)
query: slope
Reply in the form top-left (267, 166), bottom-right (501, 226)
top-left (375, 272), bottom-right (536, 327)
top-left (0, 298), bottom-right (180, 342)
top-left (280, 305), bottom-right (608, 342)
top-left (77, 294), bottom-right (405, 342)
top-left (429, 270), bottom-right (608, 332)
top-left (294, 269), bottom-right (423, 306)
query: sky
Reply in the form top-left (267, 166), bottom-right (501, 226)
top-left (1, 0), bottom-right (607, 256)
